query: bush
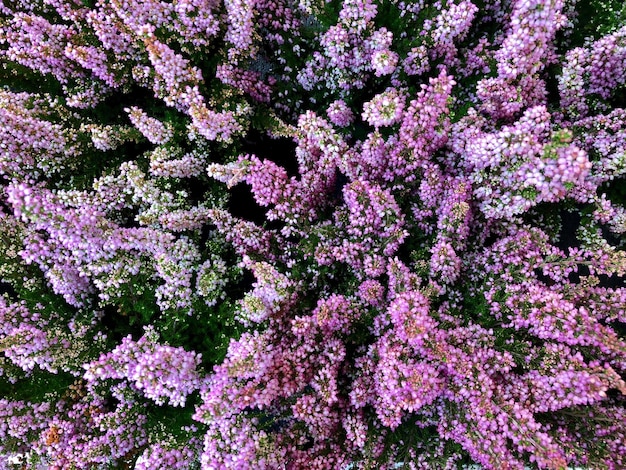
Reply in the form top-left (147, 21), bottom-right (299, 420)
top-left (0, 0), bottom-right (625, 468)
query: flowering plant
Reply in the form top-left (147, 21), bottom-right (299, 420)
top-left (1, 0), bottom-right (626, 468)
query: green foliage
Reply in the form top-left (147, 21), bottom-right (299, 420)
top-left (600, 176), bottom-right (626, 207)
top-left (0, 61), bottom-right (63, 96)
top-left (0, 368), bottom-right (76, 403)
top-left (567, 0), bottom-right (626, 46)
top-left (158, 299), bottom-right (241, 367)
top-left (109, 274), bottom-right (160, 330)
top-left (379, 421), bottom-right (470, 469)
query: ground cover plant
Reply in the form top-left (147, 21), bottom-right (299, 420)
top-left (1, 0), bottom-right (626, 468)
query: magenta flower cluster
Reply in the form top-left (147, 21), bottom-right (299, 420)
top-left (1, 0), bottom-right (626, 469)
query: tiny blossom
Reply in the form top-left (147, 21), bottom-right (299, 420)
top-left (207, 160), bottom-right (249, 188)
top-left (366, 27), bottom-right (393, 53)
top-left (313, 294), bottom-right (361, 334)
top-left (297, 5), bottom-right (388, 96)
top-left (495, 0), bottom-right (566, 79)
top-left (85, 7), bottom-right (140, 60)
top-left (455, 106), bottom-right (592, 219)
top-left (153, 236), bottom-right (201, 313)
top-left (158, 205), bottom-right (212, 232)
top-left (170, 0), bottom-right (220, 48)
top-left (339, 0), bottom-right (378, 32)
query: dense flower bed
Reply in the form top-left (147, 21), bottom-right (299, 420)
top-left (1, 0), bottom-right (626, 468)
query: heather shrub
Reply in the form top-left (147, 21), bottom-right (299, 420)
top-left (1, 0), bottom-right (625, 469)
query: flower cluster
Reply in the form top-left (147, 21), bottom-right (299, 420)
top-left (362, 88), bottom-right (405, 128)
top-left (125, 106), bottom-right (174, 145)
top-left (84, 327), bottom-right (202, 407)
